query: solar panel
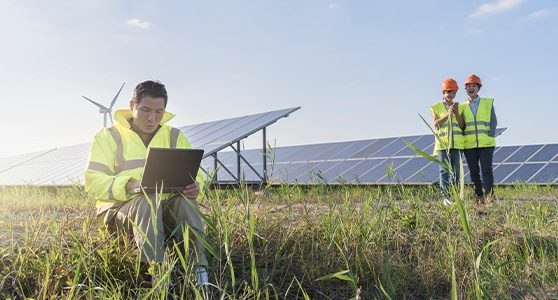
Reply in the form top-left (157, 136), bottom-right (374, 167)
top-left (270, 162), bottom-right (309, 183)
top-left (278, 144), bottom-right (320, 163)
top-left (350, 138), bottom-right (397, 158)
top-left (406, 162), bottom-right (438, 183)
top-left (270, 146), bottom-right (303, 162)
top-left (503, 163), bottom-right (545, 183)
top-left (389, 157), bottom-right (435, 182)
top-left (7, 126), bottom-right (558, 186)
top-left (493, 146), bottom-right (520, 163)
top-left (0, 149), bottom-right (55, 173)
top-left (0, 144), bottom-right (89, 185)
top-left (505, 145), bottom-right (542, 163)
top-left (360, 158), bottom-right (410, 183)
top-left (528, 144), bottom-right (558, 162)
top-left (394, 135), bottom-right (434, 156)
top-left (529, 163), bottom-right (558, 183)
top-left (321, 160), bottom-right (362, 183)
top-left (493, 164), bottom-right (521, 182)
top-left (311, 141), bottom-right (357, 161)
top-left (330, 140), bottom-right (373, 160)
top-left (338, 159), bottom-right (386, 183)
top-left (295, 161), bottom-right (340, 183)
top-left (183, 107), bottom-right (300, 156)
top-left (372, 139), bottom-right (409, 158)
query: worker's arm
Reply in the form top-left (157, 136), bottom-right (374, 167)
top-left (488, 105), bottom-right (497, 137)
top-left (84, 129), bottom-right (132, 201)
top-left (431, 107), bottom-right (450, 128)
top-left (453, 103), bottom-right (465, 130)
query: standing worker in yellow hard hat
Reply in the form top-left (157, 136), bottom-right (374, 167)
top-left (461, 74), bottom-right (498, 204)
top-left (430, 78), bottom-right (465, 206)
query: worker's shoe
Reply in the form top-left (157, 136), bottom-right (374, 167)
top-left (443, 198), bottom-right (455, 206)
top-left (474, 195), bottom-right (484, 205)
top-left (483, 195), bottom-right (493, 204)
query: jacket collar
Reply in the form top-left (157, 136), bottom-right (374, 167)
top-left (113, 109), bottom-right (176, 128)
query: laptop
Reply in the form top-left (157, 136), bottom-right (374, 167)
top-left (130, 148), bottom-right (204, 194)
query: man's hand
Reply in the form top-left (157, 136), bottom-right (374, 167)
top-left (126, 179), bottom-right (141, 194)
top-left (182, 182), bottom-right (200, 200)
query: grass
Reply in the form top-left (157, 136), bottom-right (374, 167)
top-left (1, 184), bottom-right (558, 299)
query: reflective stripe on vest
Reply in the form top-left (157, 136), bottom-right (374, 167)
top-left (87, 161), bottom-right (114, 175)
top-left (462, 98), bottom-right (495, 149)
top-left (108, 127), bottom-right (125, 173)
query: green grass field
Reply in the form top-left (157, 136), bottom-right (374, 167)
top-left (1, 184), bottom-right (558, 299)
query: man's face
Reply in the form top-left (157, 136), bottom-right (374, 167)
top-left (465, 83), bottom-right (480, 99)
top-left (130, 96), bottom-right (166, 134)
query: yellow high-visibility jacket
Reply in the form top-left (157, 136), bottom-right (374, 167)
top-left (461, 98), bottom-right (496, 149)
top-left (431, 101), bottom-right (464, 153)
top-left (84, 109), bottom-right (205, 214)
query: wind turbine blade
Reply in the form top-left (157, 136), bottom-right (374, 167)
top-left (109, 82), bottom-right (125, 109)
top-left (82, 96), bottom-right (109, 110)
top-left (109, 113), bottom-right (114, 125)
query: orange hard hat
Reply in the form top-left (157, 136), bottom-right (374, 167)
top-left (441, 78), bottom-right (459, 91)
top-left (465, 74), bottom-right (482, 86)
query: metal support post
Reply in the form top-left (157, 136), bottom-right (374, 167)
top-left (237, 141), bottom-right (241, 182)
top-left (263, 127), bottom-right (267, 184)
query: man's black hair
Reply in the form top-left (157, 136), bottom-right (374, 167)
top-left (132, 80), bottom-right (168, 107)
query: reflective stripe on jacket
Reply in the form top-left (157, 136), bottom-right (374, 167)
top-left (461, 98), bottom-right (496, 149)
top-left (84, 109), bottom-right (205, 213)
top-left (431, 101), bottom-right (464, 153)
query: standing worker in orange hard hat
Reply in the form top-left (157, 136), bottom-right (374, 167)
top-left (431, 78), bottom-right (465, 206)
top-left (461, 74), bottom-right (498, 204)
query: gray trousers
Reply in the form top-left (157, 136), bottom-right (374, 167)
top-left (101, 194), bottom-right (208, 267)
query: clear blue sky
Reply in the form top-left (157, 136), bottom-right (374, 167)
top-left (1, 0), bottom-right (556, 158)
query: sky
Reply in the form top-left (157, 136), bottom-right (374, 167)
top-left (0, 0), bottom-right (557, 158)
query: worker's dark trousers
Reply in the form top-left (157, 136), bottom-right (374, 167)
top-left (101, 194), bottom-right (208, 267)
top-left (464, 147), bottom-right (495, 197)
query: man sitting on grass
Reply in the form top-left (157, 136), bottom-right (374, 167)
top-left (84, 80), bottom-right (209, 291)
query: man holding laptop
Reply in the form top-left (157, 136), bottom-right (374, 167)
top-left (84, 80), bottom-right (209, 288)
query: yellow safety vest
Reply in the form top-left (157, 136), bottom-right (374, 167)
top-left (461, 98), bottom-right (496, 149)
top-left (431, 101), bottom-right (464, 153)
top-left (84, 109), bottom-right (205, 213)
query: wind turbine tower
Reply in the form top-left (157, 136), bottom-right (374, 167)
top-left (82, 82), bottom-right (125, 127)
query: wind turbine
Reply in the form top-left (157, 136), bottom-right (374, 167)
top-left (82, 82), bottom-right (125, 127)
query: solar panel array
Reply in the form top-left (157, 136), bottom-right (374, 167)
top-left (180, 107), bottom-right (300, 156)
top-left (0, 107), bottom-right (299, 185)
top-left (205, 128), bottom-right (558, 185)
